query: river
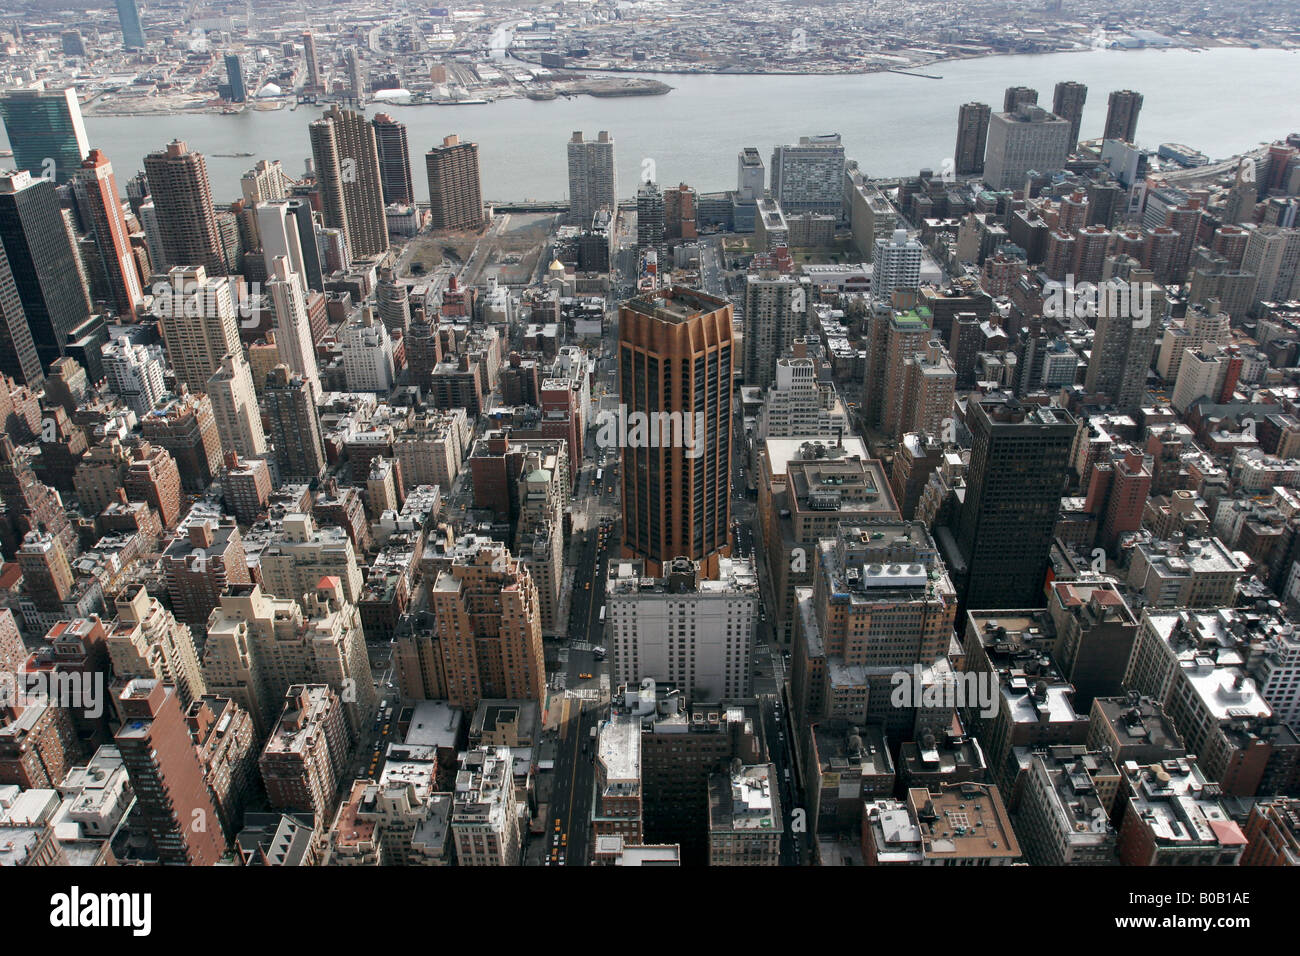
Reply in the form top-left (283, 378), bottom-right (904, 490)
top-left (7, 47), bottom-right (1299, 203)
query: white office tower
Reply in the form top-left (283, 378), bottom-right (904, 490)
top-left (342, 305), bottom-right (395, 393)
top-left (138, 201), bottom-right (168, 273)
top-left (742, 272), bottom-right (810, 390)
top-left (266, 255), bottom-right (320, 401)
top-left (207, 350), bottom-right (267, 457)
top-left (257, 200), bottom-right (310, 295)
top-left (153, 265), bottom-right (243, 393)
top-left (737, 147), bottom-right (765, 202)
top-left (1242, 225), bottom-right (1300, 310)
top-left (101, 338), bottom-right (166, 415)
top-left (872, 228), bottom-right (923, 303)
top-left (606, 556), bottom-right (757, 700)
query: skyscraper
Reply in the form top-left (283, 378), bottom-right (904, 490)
top-left (76, 149), bottom-right (145, 317)
top-left (1104, 90), bottom-right (1143, 143)
top-left (265, 364), bottom-right (327, 483)
top-left (1084, 275), bottom-right (1161, 411)
top-left (256, 199), bottom-right (323, 293)
top-left (114, 678), bottom-right (228, 865)
top-left (982, 105), bottom-right (1073, 190)
top-left (371, 113), bottom-right (414, 206)
top-left (954, 102), bottom-right (991, 175)
top-left (636, 179), bottom-right (665, 250)
top-left (0, 171), bottom-right (92, 374)
top-left (0, 239), bottom-right (41, 387)
top-left (424, 134), bottom-right (484, 231)
top-left (1004, 86), bottom-right (1039, 112)
top-left (1052, 81), bottom-right (1088, 150)
top-left (0, 86), bottom-right (90, 185)
top-left (742, 272), bottom-right (810, 389)
top-left (207, 351), bottom-right (267, 459)
top-left (224, 53), bottom-right (247, 104)
top-left (770, 134), bottom-right (846, 216)
top-left (143, 140), bottom-right (228, 275)
top-left (302, 32), bottom-right (322, 91)
top-left (618, 287), bottom-right (733, 578)
top-left (266, 255), bottom-right (321, 400)
top-left (115, 0), bottom-right (146, 51)
top-left (567, 130), bottom-right (617, 226)
top-left (871, 228), bottom-right (923, 302)
top-left (153, 265), bottom-right (242, 394)
top-left (953, 398), bottom-right (1076, 609)
top-left (309, 105), bottom-right (389, 258)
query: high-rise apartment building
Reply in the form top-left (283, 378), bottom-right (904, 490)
top-left (206, 351), bottom-right (267, 459)
top-left (425, 134), bottom-right (484, 231)
top-left (1104, 90), bottom-right (1143, 143)
top-left (636, 179), bottom-right (665, 250)
top-left (567, 130), bottom-right (617, 226)
top-left (1084, 276), bottom-right (1161, 410)
top-left (310, 105), bottom-right (390, 258)
top-left (954, 102), bottom-right (991, 175)
top-left (742, 272), bottom-right (810, 389)
top-left (223, 54), bottom-right (247, 103)
top-left (951, 398), bottom-right (1076, 609)
top-left (162, 516), bottom-right (252, 632)
top-left (771, 134), bottom-right (845, 217)
top-left (301, 32), bottom-right (322, 90)
top-left (107, 583), bottom-right (207, 710)
top-left (100, 339), bottom-right (165, 415)
top-left (260, 684), bottom-right (350, 821)
top-left (1052, 81), bottom-right (1088, 149)
top-left (0, 171), bottom-right (93, 373)
top-left (872, 228), bottom-right (923, 302)
top-left (266, 255), bottom-right (320, 400)
top-left (430, 538), bottom-right (545, 713)
top-left (265, 364), bottom-right (327, 483)
top-left (1003, 86), bottom-right (1038, 112)
top-left (707, 764), bottom-right (782, 865)
top-left (619, 288), bottom-right (733, 578)
top-left (142, 140), bottom-right (228, 275)
top-left (0, 86), bottom-right (90, 185)
top-left (152, 265), bottom-right (242, 394)
top-left (258, 512), bottom-right (363, 611)
top-left (982, 106), bottom-right (1072, 191)
top-left (371, 113), bottom-right (414, 206)
top-left (341, 306), bottom-right (395, 392)
top-left (202, 579), bottom-right (376, 737)
top-left (114, 678), bottom-right (227, 865)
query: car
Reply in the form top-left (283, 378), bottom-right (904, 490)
top-left (561, 835), bottom-right (568, 846)
top-left (579, 672), bottom-right (593, 679)
top-left (585, 582), bottom-right (590, 590)
top-left (554, 820), bottom-right (561, 832)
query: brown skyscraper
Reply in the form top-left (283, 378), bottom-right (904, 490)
top-left (1003, 86), bottom-right (1038, 112)
top-left (1104, 90), bottom-right (1143, 143)
top-left (309, 105), bottom-right (390, 258)
top-left (618, 287), bottom-right (733, 578)
top-left (115, 678), bottom-right (228, 865)
top-left (142, 140), bottom-right (227, 275)
top-left (1052, 81), bottom-right (1087, 150)
top-left (371, 113), bottom-right (414, 206)
top-left (425, 134), bottom-right (484, 231)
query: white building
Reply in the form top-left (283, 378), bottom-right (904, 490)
top-left (153, 265), bottom-right (242, 394)
top-left (606, 556), bottom-right (757, 700)
top-left (101, 339), bottom-right (166, 415)
top-left (342, 306), bottom-right (395, 393)
top-left (257, 513), bottom-right (363, 611)
top-left (451, 746), bottom-right (520, 866)
top-left (757, 351), bottom-right (850, 439)
top-left (267, 254), bottom-right (320, 401)
top-left (871, 228), bottom-right (922, 303)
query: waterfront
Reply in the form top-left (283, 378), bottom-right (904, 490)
top-left (10, 47), bottom-right (1299, 202)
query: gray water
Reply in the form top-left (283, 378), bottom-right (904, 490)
top-left (10, 47), bottom-right (1299, 202)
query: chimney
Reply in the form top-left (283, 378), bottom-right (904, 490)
top-left (188, 520), bottom-right (215, 550)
